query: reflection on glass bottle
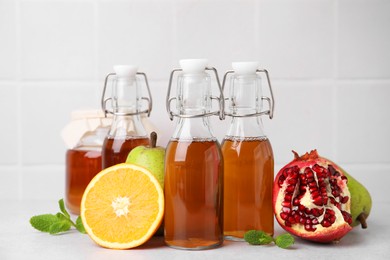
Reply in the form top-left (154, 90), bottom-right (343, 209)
top-left (101, 65), bottom-right (152, 169)
top-left (221, 62), bottom-right (275, 240)
top-left (164, 59), bottom-right (225, 250)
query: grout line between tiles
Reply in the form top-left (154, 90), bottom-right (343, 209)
top-left (15, 0), bottom-right (23, 200)
top-left (332, 0), bottom-right (339, 160)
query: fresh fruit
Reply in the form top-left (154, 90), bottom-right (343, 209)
top-left (80, 163), bottom-right (164, 249)
top-left (334, 166), bottom-right (372, 228)
top-left (273, 150), bottom-right (353, 243)
top-left (126, 132), bottom-right (165, 188)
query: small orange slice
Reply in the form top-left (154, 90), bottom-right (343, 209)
top-left (80, 163), bottom-right (164, 249)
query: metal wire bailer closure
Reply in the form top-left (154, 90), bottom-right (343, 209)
top-left (166, 66), bottom-right (225, 121)
top-left (222, 68), bottom-right (274, 119)
top-left (101, 70), bottom-right (153, 117)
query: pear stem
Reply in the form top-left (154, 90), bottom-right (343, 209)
top-left (357, 213), bottom-right (368, 229)
top-left (150, 132), bottom-right (157, 148)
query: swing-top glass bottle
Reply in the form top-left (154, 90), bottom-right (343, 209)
top-left (164, 59), bottom-right (225, 250)
top-left (221, 62), bottom-right (275, 240)
top-left (101, 65), bottom-right (152, 169)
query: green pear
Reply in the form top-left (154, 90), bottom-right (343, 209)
top-left (342, 169), bottom-right (372, 229)
top-left (126, 132), bottom-right (165, 236)
top-left (126, 132), bottom-right (165, 188)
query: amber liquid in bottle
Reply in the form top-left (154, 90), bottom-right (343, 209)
top-left (165, 139), bottom-right (224, 249)
top-left (102, 137), bottom-right (149, 169)
top-left (65, 149), bottom-right (102, 215)
top-left (222, 136), bottom-right (274, 238)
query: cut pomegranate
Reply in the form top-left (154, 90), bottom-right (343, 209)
top-left (273, 150), bottom-right (353, 243)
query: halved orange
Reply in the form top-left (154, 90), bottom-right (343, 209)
top-left (80, 163), bottom-right (164, 249)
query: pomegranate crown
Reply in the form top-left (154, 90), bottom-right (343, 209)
top-left (292, 149), bottom-right (319, 161)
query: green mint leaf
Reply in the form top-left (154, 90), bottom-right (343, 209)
top-left (30, 198), bottom-right (86, 235)
top-left (257, 231), bottom-right (274, 245)
top-left (244, 230), bottom-right (273, 245)
top-left (275, 233), bottom-right (295, 249)
top-left (75, 216), bottom-right (86, 234)
top-left (244, 230), bottom-right (262, 245)
top-left (58, 199), bottom-right (70, 218)
top-left (30, 214), bottom-right (58, 233)
top-left (49, 220), bottom-right (71, 234)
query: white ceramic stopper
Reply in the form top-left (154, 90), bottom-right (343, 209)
top-left (232, 61), bottom-right (259, 75)
top-left (113, 65), bottom-right (138, 78)
top-left (180, 59), bottom-right (208, 73)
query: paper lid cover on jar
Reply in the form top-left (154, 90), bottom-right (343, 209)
top-left (61, 109), bottom-right (112, 149)
top-left (61, 109), bottom-right (161, 149)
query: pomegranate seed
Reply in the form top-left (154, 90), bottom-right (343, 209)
top-left (286, 185), bottom-right (295, 193)
top-left (285, 220), bottom-right (292, 227)
top-left (313, 197), bottom-right (323, 206)
top-left (280, 212), bottom-right (289, 220)
top-left (293, 198), bottom-right (300, 206)
top-left (305, 167), bottom-right (314, 176)
top-left (329, 215), bottom-right (336, 224)
top-left (305, 208), bottom-right (312, 215)
top-left (282, 207), bottom-right (291, 213)
top-left (340, 196), bottom-right (349, 204)
top-left (311, 191), bottom-right (320, 198)
top-left (326, 209), bottom-right (335, 215)
top-left (311, 208), bottom-right (321, 217)
top-left (288, 216), bottom-right (296, 224)
top-left (342, 211), bottom-right (353, 225)
top-left (332, 189), bottom-right (340, 197)
top-left (306, 178), bottom-right (315, 184)
top-left (282, 168), bottom-right (289, 178)
top-left (321, 220), bottom-right (332, 227)
top-left (312, 164), bottom-right (324, 173)
top-left (282, 201), bottom-right (291, 207)
top-left (305, 225), bottom-right (316, 232)
top-left (288, 178), bottom-right (298, 185)
top-left (285, 194), bottom-right (293, 201)
top-left (278, 176), bottom-right (286, 187)
top-left (299, 217), bottom-right (306, 224)
top-left (312, 218), bottom-right (319, 225)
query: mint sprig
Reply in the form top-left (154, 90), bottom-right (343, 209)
top-left (30, 199), bottom-right (86, 235)
top-left (244, 230), bottom-right (294, 249)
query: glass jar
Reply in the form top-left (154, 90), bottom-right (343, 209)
top-left (62, 110), bottom-right (110, 215)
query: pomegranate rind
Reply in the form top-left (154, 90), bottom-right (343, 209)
top-left (273, 150), bottom-right (353, 243)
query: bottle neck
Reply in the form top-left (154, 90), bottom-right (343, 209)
top-left (225, 116), bottom-right (265, 139)
top-left (113, 77), bottom-right (140, 114)
top-left (107, 114), bottom-right (147, 138)
top-left (171, 117), bottom-right (216, 141)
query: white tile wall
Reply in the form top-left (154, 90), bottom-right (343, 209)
top-left (20, 0), bottom-right (96, 80)
top-left (0, 0), bottom-right (17, 79)
top-left (0, 0), bottom-right (389, 204)
top-left (258, 0), bottom-right (335, 79)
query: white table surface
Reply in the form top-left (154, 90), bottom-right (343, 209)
top-left (1, 199), bottom-right (389, 260)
